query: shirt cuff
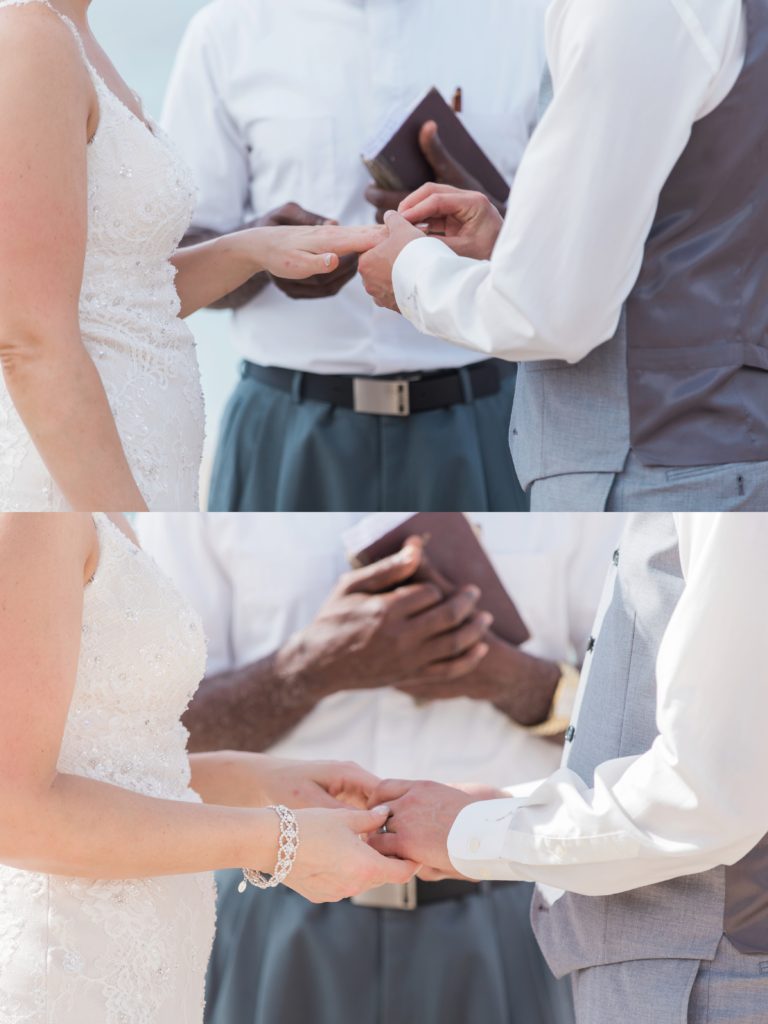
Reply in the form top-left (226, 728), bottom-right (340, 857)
top-left (392, 235), bottom-right (453, 332)
top-left (447, 798), bottom-right (526, 882)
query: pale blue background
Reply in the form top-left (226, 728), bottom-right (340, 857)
top-left (91, 0), bottom-right (239, 491)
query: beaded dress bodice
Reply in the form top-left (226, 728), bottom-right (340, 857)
top-left (0, 0), bottom-right (204, 511)
top-left (0, 515), bottom-right (216, 1023)
top-left (63, 515), bottom-right (207, 799)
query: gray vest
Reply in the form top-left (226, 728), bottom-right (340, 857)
top-left (513, 0), bottom-right (768, 490)
top-left (532, 513), bottom-right (768, 978)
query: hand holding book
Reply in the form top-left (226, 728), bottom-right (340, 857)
top-left (366, 119), bottom-right (507, 225)
top-left (363, 87), bottom-right (510, 224)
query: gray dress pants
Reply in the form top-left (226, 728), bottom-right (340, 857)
top-left (571, 935), bottom-right (768, 1024)
top-left (205, 871), bottom-right (573, 1024)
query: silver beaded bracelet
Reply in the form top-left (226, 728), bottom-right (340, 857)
top-left (238, 805), bottom-right (300, 893)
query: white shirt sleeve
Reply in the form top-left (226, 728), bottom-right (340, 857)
top-left (135, 514), bottom-right (235, 677)
top-left (392, 0), bottom-right (746, 363)
top-left (448, 513), bottom-right (768, 895)
top-left (161, 11), bottom-right (251, 233)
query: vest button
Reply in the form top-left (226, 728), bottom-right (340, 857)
top-left (586, 636), bottom-right (596, 654)
top-left (565, 726), bottom-right (576, 743)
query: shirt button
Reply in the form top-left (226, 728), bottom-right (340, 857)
top-left (565, 726), bottom-right (576, 743)
top-left (469, 838), bottom-right (481, 853)
top-left (613, 548), bottom-right (620, 567)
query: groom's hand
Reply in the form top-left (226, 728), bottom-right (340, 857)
top-left (366, 779), bottom-right (478, 876)
top-left (358, 211), bottom-right (426, 311)
top-left (275, 535), bottom-right (492, 699)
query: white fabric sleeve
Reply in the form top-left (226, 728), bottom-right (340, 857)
top-left (392, 0), bottom-right (745, 363)
top-left (448, 513), bottom-right (768, 896)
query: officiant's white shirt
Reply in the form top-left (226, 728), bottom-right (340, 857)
top-left (449, 514), bottom-right (768, 898)
top-left (393, 0), bottom-right (747, 363)
top-left (162, 0), bottom-right (547, 375)
top-left (137, 513), bottom-right (622, 786)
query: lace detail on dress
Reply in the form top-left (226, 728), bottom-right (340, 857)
top-left (0, 0), bottom-right (204, 511)
top-left (0, 515), bottom-right (216, 1023)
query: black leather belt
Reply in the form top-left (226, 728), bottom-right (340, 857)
top-left (415, 879), bottom-right (482, 905)
top-left (242, 359), bottom-right (509, 417)
top-left (349, 878), bottom-right (490, 911)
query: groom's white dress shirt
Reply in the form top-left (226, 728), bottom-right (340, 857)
top-left (449, 514), bottom-right (768, 898)
top-left (162, 0), bottom-right (547, 375)
top-left (393, 0), bottom-right (747, 363)
top-left (137, 513), bottom-right (622, 787)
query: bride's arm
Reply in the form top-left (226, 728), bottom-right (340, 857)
top-left (0, 514), bottom-right (411, 901)
top-left (0, 8), bottom-right (147, 511)
top-left (188, 751), bottom-right (381, 811)
top-left (171, 223), bottom-right (384, 318)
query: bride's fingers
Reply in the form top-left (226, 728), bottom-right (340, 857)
top-left (364, 847), bottom-right (420, 885)
top-left (367, 778), bottom-right (412, 808)
top-left (318, 761), bottom-right (382, 803)
top-left (347, 805), bottom-right (392, 836)
top-left (367, 831), bottom-right (406, 860)
top-left (279, 249), bottom-right (340, 280)
top-left (313, 224), bottom-right (387, 256)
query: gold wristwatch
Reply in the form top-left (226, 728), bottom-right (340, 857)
top-left (528, 662), bottom-right (581, 738)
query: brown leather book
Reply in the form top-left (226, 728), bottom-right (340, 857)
top-left (361, 86), bottom-right (510, 203)
top-left (348, 513), bottom-right (530, 647)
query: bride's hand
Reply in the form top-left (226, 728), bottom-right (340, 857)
top-left (286, 806), bottom-right (419, 903)
top-left (189, 752), bottom-right (381, 811)
top-left (250, 224), bottom-right (386, 280)
top-left (258, 757), bottom-right (382, 810)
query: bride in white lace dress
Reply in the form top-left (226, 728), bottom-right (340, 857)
top-left (0, 0), bottom-right (382, 512)
top-left (0, 513), bottom-right (414, 1024)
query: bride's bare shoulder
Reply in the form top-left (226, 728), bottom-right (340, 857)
top-left (0, 512), bottom-right (95, 574)
top-left (0, 1), bottom-right (71, 43)
top-left (0, 2), bottom-right (90, 91)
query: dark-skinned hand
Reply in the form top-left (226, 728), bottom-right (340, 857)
top-left (275, 536), bottom-right (492, 699)
top-left (393, 552), bottom-right (560, 723)
top-left (258, 201), bottom-right (359, 299)
top-left (365, 120), bottom-right (507, 223)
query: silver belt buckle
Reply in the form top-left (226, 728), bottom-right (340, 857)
top-left (350, 879), bottom-right (418, 911)
top-left (353, 378), bottom-right (411, 417)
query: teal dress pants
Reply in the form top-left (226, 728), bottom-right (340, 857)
top-left (208, 363), bottom-right (528, 512)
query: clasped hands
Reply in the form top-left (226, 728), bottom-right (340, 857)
top-left (261, 755), bottom-right (499, 891)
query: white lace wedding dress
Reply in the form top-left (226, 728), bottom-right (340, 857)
top-left (0, 515), bottom-right (217, 1023)
top-left (0, 0), bottom-right (205, 511)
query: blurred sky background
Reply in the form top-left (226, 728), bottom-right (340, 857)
top-left (91, 0), bottom-right (239, 489)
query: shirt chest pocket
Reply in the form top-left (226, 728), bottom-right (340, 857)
top-left (246, 115), bottom-right (339, 221)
